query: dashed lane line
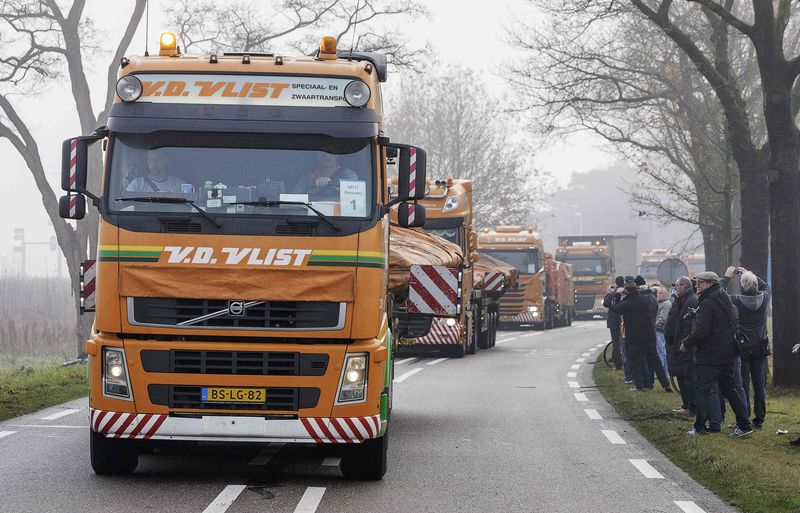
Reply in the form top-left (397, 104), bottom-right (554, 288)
top-left (674, 501), bottom-right (707, 513)
top-left (293, 487), bottom-right (326, 513)
top-left (0, 431), bottom-right (17, 439)
top-left (575, 358), bottom-right (586, 362)
top-left (629, 459), bottom-right (664, 479)
top-left (581, 352), bottom-right (591, 357)
top-left (573, 392), bottom-right (588, 402)
top-left (426, 358), bottom-right (448, 366)
top-left (202, 485), bottom-right (246, 513)
top-left (495, 337), bottom-right (518, 345)
top-left (4, 424), bottom-right (83, 429)
top-left (570, 364), bottom-right (581, 370)
top-left (249, 443), bottom-right (284, 466)
top-left (568, 381), bottom-right (580, 388)
top-left (584, 409), bottom-right (603, 420)
top-left (41, 408), bottom-right (81, 421)
top-left (601, 430), bottom-right (626, 444)
top-left (394, 368), bottom-right (423, 383)
top-left (567, 372), bottom-right (577, 378)
top-left (321, 457), bottom-right (341, 467)
top-left (395, 357), bottom-right (417, 366)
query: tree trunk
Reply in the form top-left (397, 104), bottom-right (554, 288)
top-left (738, 157), bottom-right (770, 278)
top-left (700, 225), bottom-right (725, 275)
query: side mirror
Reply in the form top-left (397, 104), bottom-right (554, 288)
top-left (60, 133), bottom-right (104, 197)
top-left (59, 194), bottom-right (86, 220)
top-left (386, 143), bottom-right (426, 201)
top-left (397, 202), bottom-right (425, 228)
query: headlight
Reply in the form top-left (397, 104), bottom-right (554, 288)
top-left (116, 75), bottom-right (142, 102)
top-left (337, 354), bottom-right (368, 403)
top-left (528, 306), bottom-right (540, 313)
top-left (442, 196), bottom-right (460, 212)
top-left (103, 348), bottom-right (131, 400)
top-left (446, 317), bottom-right (457, 326)
top-left (344, 80), bottom-right (370, 107)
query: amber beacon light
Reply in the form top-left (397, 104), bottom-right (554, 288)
top-left (159, 31), bottom-right (178, 56)
top-left (319, 36), bottom-right (337, 59)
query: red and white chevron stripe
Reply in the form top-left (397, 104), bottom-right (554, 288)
top-left (414, 317), bottom-right (461, 345)
top-left (91, 408), bottom-right (167, 440)
top-left (81, 259), bottom-right (96, 313)
top-left (483, 271), bottom-right (505, 292)
top-left (300, 415), bottom-right (381, 444)
top-left (69, 139), bottom-right (77, 190)
top-left (409, 146), bottom-right (417, 196)
top-left (408, 265), bottom-right (459, 315)
top-left (500, 312), bottom-right (540, 324)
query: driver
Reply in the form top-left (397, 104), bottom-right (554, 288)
top-left (294, 152), bottom-right (357, 199)
top-left (125, 151), bottom-right (184, 193)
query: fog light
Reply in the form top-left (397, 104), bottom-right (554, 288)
top-left (337, 354), bottom-right (367, 403)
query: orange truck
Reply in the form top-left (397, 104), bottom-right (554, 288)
top-left (556, 235), bottom-right (638, 319)
top-left (477, 226), bottom-right (573, 329)
top-left (58, 33), bottom-right (430, 480)
top-left (396, 178), bottom-right (511, 356)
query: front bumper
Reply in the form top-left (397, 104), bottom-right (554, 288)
top-left (499, 312), bottom-right (541, 324)
top-left (91, 408), bottom-right (382, 444)
top-left (407, 317), bottom-right (462, 346)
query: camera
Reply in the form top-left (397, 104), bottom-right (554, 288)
top-left (683, 307), bottom-right (697, 320)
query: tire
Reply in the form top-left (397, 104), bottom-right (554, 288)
top-left (90, 429), bottom-right (138, 475)
top-left (477, 308), bottom-right (490, 350)
top-left (490, 313), bottom-right (498, 347)
top-left (602, 341), bottom-right (614, 369)
top-left (341, 430), bottom-right (388, 481)
top-left (466, 309), bottom-right (477, 355)
top-left (449, 334), bottom-right (466, 358)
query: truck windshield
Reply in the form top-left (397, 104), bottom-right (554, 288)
top-left (481, 249), bottom-right (540, 274)
top-left (427, 229), bottom-right (460, 245)
top-left (108, 132), bottom-right (374, 218)
top-left (563, 257), bottom-right (607, 276)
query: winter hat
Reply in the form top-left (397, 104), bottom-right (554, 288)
top-left (634, 275), bottom-right (647, 286)
top-left (615, 276), bottom-right (625, 287)
top-left (694, 271), bottom-right (720, 283)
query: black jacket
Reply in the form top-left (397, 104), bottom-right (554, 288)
top-left (721, 275), bottom-right (771, 353)
top-left (603, 291), bottom-right (621, 330)
top-left (664, 290), bottom-right (697, 372)
top-left (680, 283), bottom-right (737, 366)
top-left (609, 288), bottom-right (657, 345)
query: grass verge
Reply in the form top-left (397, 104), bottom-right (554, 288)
top-left (594, 359), bottom-right (800, 513)
top-left (0, 364), bottom-right (89, 421)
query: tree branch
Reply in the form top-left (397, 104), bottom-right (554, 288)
top-left (686, 0), bottom-right (754, 36)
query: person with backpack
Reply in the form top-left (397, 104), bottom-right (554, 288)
top-left (679, 271), bottom-right (753, 437)
top-left (722, 266), bottom-right (771, 429)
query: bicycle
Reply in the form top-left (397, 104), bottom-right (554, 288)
top-left (602, 339), bottom-right (681, 392)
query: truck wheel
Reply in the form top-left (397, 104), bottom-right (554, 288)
top-left (341, 430), bottom-right (388, 481)
top-left (477, 309), bottom-right (490, 350)
top-left (449, 334), bottom-right (466, 358)
top-left (90, 429), bottom-right (138, 475)
top-left (466, 309), bottom-right (477, 355)
top-left (488, 312), bottom-right (497, 348)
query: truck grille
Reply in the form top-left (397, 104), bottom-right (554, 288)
top-left (140, 350), bottom-right (328, 376)
top-left (498, 284), bottom-right (528, 314)
top-left (148, 384), bottom-right (320, 411)
top-left (129, 298), bottom-right (344, 330)
top-left (575, 294), bottom-right (596, 311)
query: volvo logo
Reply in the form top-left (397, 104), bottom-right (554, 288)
top-left (228, 300), bottom-right (246, 317)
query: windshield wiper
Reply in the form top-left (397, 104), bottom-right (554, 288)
top-left (115, 196), bottom-right (222, 228)
top-left (232, 200), bottom-right (341, 232)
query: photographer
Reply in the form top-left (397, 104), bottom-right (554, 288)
top-left (680, 272), bottom-right (752, 437)
top-left (603, 276), bottom-right (625, 371)
top-left (722, 266), bottom-right (771, 429)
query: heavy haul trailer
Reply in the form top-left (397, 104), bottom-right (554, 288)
top-left (59, 34), bottom-right (430, 480)
top-left (476, 226), bottom-right (572, 330)
top-left (556, 235), bottom-right (637, 319)
top-left (394, 178), bottom-right (512, 356)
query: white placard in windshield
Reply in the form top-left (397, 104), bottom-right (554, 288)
top-left (340, 180), bottom-right (367, 217)
top-left (135, 74), bottom-right (353, 107)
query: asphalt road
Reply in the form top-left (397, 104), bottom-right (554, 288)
top-left (0, 321), bottom-right (740, 513)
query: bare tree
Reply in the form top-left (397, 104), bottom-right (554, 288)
top-left (165, 0), bottom-right (429, 69)
top-left (386, 65), bottom-right (551, 227)
top-left (0, 0), bottom-right (146, 354)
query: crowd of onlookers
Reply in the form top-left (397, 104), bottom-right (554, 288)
top-left (602, 266), bottom-right (798, 444)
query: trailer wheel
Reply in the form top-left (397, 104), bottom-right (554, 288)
top-left (477, 309), bottom-right (490, 350)
top-left (465, 308), bottom-right (478, 355)
top-left (90, 429), bottom-right (138, 475)
top-left (489, 312), bottom-right (497, 348)
top-left (341, 430), bottom-right (388, 481)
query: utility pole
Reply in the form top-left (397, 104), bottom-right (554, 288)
top-left (14, 228), bottom-right (63, 277)
top-left (13, 228), bottom-right (25, 276)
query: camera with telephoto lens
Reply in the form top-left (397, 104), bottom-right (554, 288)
top-left (683, 307), bottom-right (697, 320)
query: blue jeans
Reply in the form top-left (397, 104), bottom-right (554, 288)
top-left (740, 352), bottom-right (767, 426)
top-left (655, 331), bottom-right (670, 378)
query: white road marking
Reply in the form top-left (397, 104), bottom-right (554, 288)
top-left (584, 409), bottom-right (603, 420)
top-left (674, 501), bottom-right (707, 513)
top-left (570, 364), bottom-right (581, 370)
top-left (573, 392), bottom-right (588, 402)
top-left (249, 443), bottom-right (284, 466)
top-left (629, 459), bottom-right (664, 479)
top-left (426, 358), bottom-right (448, 366)
top-left (568, 381), bottom-right (580, 388)
top-left (0, 431), bottom-right (17, 439)
top-left (581, 352), bottom-right (591, 357)
top-left (321, 457), bottom-right (341, 467)
top-left (567, 372), bottom-right (577, 378)
top-left (576, 357), bottom-right (586, 362)
top-left (394, 367), bottom-right (423, 383)
top-left (395, 357), bottom-right (417, 366)
top-left (202, 484), bottom-right (246, 513)
top-left (601, 430), bottom-right (626, 444)
top-left (496, 336), bottom-right (518, 345)
top-left (41, 408), bottom-right (81, 421)
top-left (4, 424), bottom-right (84, 429)
top-left (293, 487), bottom-right (326, 513)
